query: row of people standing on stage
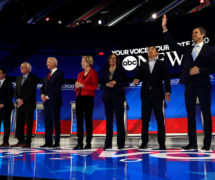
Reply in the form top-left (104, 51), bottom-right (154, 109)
top-left (75, 17), bottom-right (215, 151)
top-left (0, 57), bottom-right (64, 148)
top-left (0, 14), bottom-right (215, 150)
top-left (0, 54), bottom-right (127, 150)
top-left (73, 48), bottom-right (170, 151)
top-left (73, 54), bottom-right (128, 150)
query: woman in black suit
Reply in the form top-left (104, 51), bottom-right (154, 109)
top-left (100, 54), bottom-right (128, 150)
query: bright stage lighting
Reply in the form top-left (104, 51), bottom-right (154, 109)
top-left (152, 13), bottom-right (157, 19)
top-left (98, 19), bottom-right (102, 25)
top-left (45, 17), bottom-right (50, 22)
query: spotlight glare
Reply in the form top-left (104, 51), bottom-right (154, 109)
top-left (45, 17), bottom-right (50, 22)
top-left (152, 13), bottom-right (157, 19)
top-left (98, 19), bottom-right (102, 25)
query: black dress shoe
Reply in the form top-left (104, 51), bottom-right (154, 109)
top-left (118, 145), bottom-right (124, 150)
top-left (181, 144), bottom-right (198, 150)
top-left (73, 144), bottom-right (83, 150)
top-left (139, 144), bottom-right (148, 149)
top-left (40, 144), bottom-right (52, 148)
top-left (10, 143), bottom-right (23, 147)
top-left (201, 145), bottom-right (210, 151)
top-left (52, 144), bottom-right (60, 148)
top-left (159, 145), bottom-right (166, 150)
top-left (21, 144), bottom-right (31, 148)
top-left (84, 144), bottom-right (91, 149)
top-left (0, 142), bottom-right (9, 147)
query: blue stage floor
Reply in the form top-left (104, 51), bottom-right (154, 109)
top-left (0, 147), bottom-right (215, 179)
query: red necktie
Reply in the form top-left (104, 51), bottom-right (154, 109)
top-left (48, 71), bottom-right (51, 80)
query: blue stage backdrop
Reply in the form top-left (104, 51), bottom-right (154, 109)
top-left (0, 8), bottom-right (215, 135)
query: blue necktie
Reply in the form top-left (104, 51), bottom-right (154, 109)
top-left (192, 44), bottom-right (199, 61)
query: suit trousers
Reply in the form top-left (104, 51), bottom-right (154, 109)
top-left (44, 101), bottom-right (61, 145)
top-left (0, 108), bottom-right (11, 143)
top-left (185, 84), bottom-right (212, 146)
top-left (141, 96), bottom-right (165, 145)
top-left (16, 106), bottom-right (34, 144)
top-left (104, 100), bottom-right (125, 148)
top-left (76, 95), bottom-right (94, 145)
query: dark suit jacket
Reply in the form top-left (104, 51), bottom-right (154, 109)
top-left (40, 70), bottom-right (64, 106)
top-left (136, 60), bottom-right (171, 100)
top-left (15, 73), bottom-right (38, 109)
top-left (100, 65), bottom-right (128, 102)
top-left (164, 31), bottom-right (215, 86)
top-left (0, 79), bottom-right (14, 110)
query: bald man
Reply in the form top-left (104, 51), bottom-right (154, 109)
top-left (11, 62), bottom-right (38, 148)
top-left (40, 57), bottom-right (64, 148)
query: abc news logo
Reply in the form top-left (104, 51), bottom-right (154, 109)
top-left (122, 56), bottom-right (144, 71)
top-left (119, 37), bottom-right (211, 71)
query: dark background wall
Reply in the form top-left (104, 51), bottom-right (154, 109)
top-left (0, 7), bottom-right (214, 81)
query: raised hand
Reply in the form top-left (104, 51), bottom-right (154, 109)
top-left (162, 14), bottom-right (168, 31)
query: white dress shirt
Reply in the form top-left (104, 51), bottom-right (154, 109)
top-left (46, 68), bottom-right (57, 99)
top-left (148, 59), bottom-right (156, 74)
top-left (192, 41), bottom-right (204, 60)
top-left (51, 68), bottom-right (57, 76)
top-left (0, 78), bottom-right (5, 88)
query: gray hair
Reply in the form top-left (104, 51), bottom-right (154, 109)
top-left (47, 57), bottom-right (58, 66)
top-left (82, 56), bottom-right (94, 67)
top-left (20, 62), bottom-right (32, 72)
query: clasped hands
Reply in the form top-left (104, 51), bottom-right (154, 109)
top-left (106, 80), bottom-right (116, 88)
top-left (41, 94), bottom-right (48, 103)
top-left (75, 82), bottom-right (84, 89)
top-left (17, 99), bottom-right (24, 108)
top-left (133, 79), bottom-right (140, 85)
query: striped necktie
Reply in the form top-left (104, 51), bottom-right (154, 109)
top-left (48, 71), bottom-right (52, 80)
top-left (192, 44), bottom-right (199, 61)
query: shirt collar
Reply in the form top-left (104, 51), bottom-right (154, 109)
top-left (23, 73), bottom-right (29, 78)
top-left (148, 58), bottom-right (156, 63)
top-left (195, 41), bottom-right (204, 48)
top-left (0, 78), bottom-right (6, 84)
top-left (51, 68), bottom-right (57, 74)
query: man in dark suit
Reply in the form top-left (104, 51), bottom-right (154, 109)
top-left (11, 62), bottom-right (38, 148)
top-left (133, 46), bottom-right (171, 150)
top-left (40, 57), bottom-right (64, 148)
top-left (162, 14), bottom-right (215, 151)
top-left (0, 68), bottom-right (14, 147)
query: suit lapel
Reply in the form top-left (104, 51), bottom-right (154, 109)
top-left (145, 61), bottom-right (150, 74)
top-left (82, 68), bottom-right (91, 83)
top-left (194, 44), bottom-right (206, 62)
top-left (49, 70), bottom-right (57, 80)
top-left (0, 80), bottom-right (4, 88)
top-left (22, 74), bottom-right (30, 86)
top-left (151, 60), bottom-right (158, 74)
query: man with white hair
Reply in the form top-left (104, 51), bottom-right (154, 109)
top-left (11, 62), bottom-right (38, 148)
top-left (40, 57), bottom-right (64, 148)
